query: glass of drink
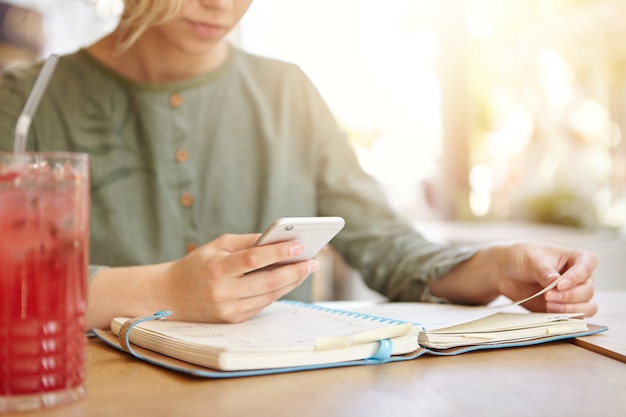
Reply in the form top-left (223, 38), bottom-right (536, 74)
top-left (0, 152), bottom-right (89, 412)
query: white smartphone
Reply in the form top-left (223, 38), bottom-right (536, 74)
top-left (253, 216), bottom-right (345, 265)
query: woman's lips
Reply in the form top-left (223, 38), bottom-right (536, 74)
top-left (187, 20), bottom-right (225, 38)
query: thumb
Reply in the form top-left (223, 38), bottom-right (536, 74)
top-left (527, 256), bottom-right (562, 288)
top-left (518, 266), bottom-right (561, 313)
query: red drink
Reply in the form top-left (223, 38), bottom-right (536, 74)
top-left (0, 152), bottom-right (89, 412)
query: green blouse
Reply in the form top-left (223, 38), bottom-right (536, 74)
top-left (0, 46), bottom-right (477, 302)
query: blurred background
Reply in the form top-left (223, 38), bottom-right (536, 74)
top-left (3, 0), bottom-right (626, 293)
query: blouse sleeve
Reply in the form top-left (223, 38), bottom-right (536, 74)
top-left (294, 66), bottom-right (480, 302)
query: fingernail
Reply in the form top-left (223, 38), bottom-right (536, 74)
top-left (558, 278), bottom-right (572, 290)
top-left (307, 260), bottom-right (320, 274)
top-left (546, 302), bottom-right (564, 313)
top-left (546, 272), bottom-right (561, 281)
top-left (545, 291), bottom-right (561, 301)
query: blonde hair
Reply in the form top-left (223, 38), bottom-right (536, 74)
top-left (116, 0), bottom-right (185, 50)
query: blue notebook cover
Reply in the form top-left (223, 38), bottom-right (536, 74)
top-left (93, 300), bottom-right (608, 378)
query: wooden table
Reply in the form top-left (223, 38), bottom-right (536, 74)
top-left (13, 293), bottom-right (626, 417)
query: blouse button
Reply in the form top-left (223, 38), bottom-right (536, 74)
top-left (169, 93), bottom-right (183, 108)
top-left (175, 147), bottom-right (188, 163)
top-left (179, 192), bottom-right (194, 207)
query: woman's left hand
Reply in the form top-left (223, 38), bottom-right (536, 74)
top-left (492, 241), bottom-right (598, 316)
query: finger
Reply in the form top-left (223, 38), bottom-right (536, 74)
top-left (546, 299), bottom-right (598, 317)
top-left (234, 276), bottom-right (315, 322)
top-left (546, 277), bottom-right (594, 304)
top-left (211, 233), bottom-right (262, 252)
top-left (555, 251), bottom-right (597, 290)
top-left (520, 258), bottom-right (562, 290)
top-left (201, 239), bottom-right (305, 279)
top-left (207, 263), bottom-right (318, 323)
top-left (235, 241), bottom-right (306, 274)
top-left (546, 277), bottom-right (597, 317)
top-left (234, 260), bottom-right (319, 299)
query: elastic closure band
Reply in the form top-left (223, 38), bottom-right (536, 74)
top-left (118, 310), bottom-right (173, 354)
top-left (369, 339), bottom-right (393, 362)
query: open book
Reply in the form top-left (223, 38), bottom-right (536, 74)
top-left (93, 298), bottom-right (607, 378)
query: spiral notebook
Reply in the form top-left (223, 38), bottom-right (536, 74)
top-left (93, 299), bottom-right (607, 378)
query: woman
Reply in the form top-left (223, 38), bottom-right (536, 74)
top-left (0, 0), bottom-right (597, 329)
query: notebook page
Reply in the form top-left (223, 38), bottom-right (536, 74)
top-left (111, 301), bottom-right (412, 353)
top-left (337, 276), bottom-right (565, 331)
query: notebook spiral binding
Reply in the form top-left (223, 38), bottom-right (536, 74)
top-left (279, 299), bottom-right (410, 325)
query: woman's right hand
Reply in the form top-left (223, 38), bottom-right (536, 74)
top-left (86, 233), bottom-right (319, 330)
top-left (162, 233), bottom-right (319, 323)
